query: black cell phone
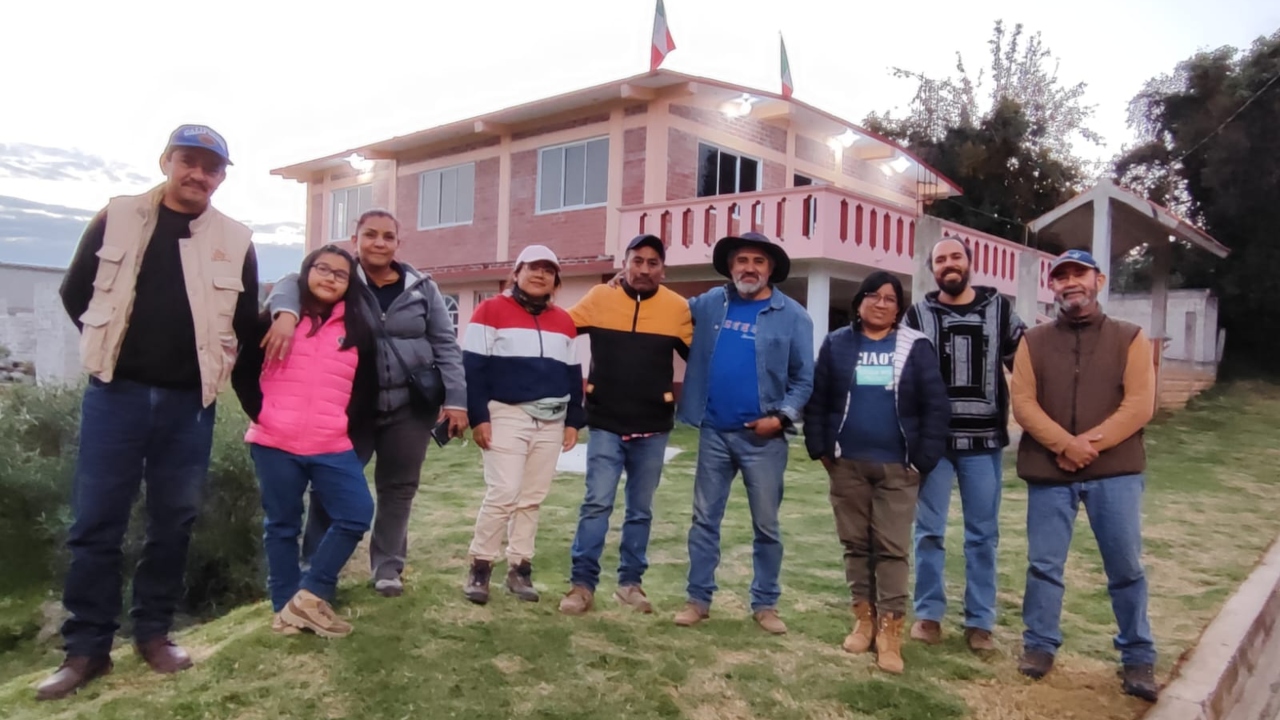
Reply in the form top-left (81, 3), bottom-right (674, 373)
top-left (431, 418), bottom-right (453, 448)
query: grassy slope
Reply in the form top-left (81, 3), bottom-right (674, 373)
top-left (2, 381), bottom-right (1278, 720)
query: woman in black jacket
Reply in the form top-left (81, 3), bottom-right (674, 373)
top-left (802, 271), bottom-right (950, 674)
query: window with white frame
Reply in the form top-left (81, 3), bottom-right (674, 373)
top-left (442, 294), bottom-right (460, 330)
top-left (418, 164), bottom-right (475, 229)
top-left (697, 142), bottom-right (761, 197)
top-left (538, 137), bottom-right (609, 213)
top-left (794, 173), bottom-right (822, 236)
top-left (474, 290), bottom-right (498, 306)
top-left (331, 184), bottom-right (374, 240)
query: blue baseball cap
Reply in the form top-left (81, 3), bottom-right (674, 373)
top-left (1050, 249), bottom-right (1100, 275)
top-left (165, 124), bottom-right (233, 165)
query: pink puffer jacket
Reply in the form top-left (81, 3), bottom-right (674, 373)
top-left (245, 301), bottom-right (359, 456)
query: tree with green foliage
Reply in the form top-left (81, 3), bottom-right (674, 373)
top-left (865, 20), bottom-right (1096, 243)
top-left (1114, 30), bottom-right (1280, 373)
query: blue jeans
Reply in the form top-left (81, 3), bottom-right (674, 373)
top-left (686, 427), bottom-right (788, 612)
top-left (1022, 474), bottom-right (1156, 665)
top-left (913, 449), bottom-right (1003, 631)
top-left (61, 378), bottom-right (215, 656)
top-left (569, 430), bottom-right (669, 591)
top-left (250, 445), bottom-right (374, 611)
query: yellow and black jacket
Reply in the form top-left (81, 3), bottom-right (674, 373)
top-left (568, 282), bottom-right (693, 435)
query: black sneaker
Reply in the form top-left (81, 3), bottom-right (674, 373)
top-left (506, 560), bottom-right (540, 602)
top-left (463, 559), bottom-right (492, 605)
top-left (1018, 647), bottom-right (1055, 679)
top-left (1121, 663), bottom-right (1160, 702)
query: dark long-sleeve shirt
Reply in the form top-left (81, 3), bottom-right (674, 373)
top-left (60, 206), bottom-right (260, 388)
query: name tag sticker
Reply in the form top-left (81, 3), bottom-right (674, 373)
top-left (856, 365), bottom-right (893, 386)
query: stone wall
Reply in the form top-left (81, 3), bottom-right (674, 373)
top-left (0, 264), bottom-right (81, 387)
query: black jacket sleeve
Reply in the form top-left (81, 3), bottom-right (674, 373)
top-left (803, 335), bottom-right (835, 460)
top-left (231, 315), bottom-right (270, 422)
top-left (909, 340), bottom-right (952, 474)
top-left (60, 209), bottom-right (108, 329)
top-left (233, 245), bottom-right (261, 349)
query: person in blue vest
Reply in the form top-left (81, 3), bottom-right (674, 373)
top-left (672, 232), bottom-right (814, 636)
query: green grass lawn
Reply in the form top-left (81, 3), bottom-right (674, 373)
top-left (3, 381), bottom-right (1280, 719)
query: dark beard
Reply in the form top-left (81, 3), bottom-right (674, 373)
top-left (937, 272), bottom-right (969, 296)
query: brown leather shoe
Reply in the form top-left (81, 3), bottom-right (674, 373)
top-left (964, 627), bottom-right (996, 654)
top-left (505, 560), bottom-right (540, 602)
top-left (909, 618), bottom-right (942, 645)
top-left (36, 655), bottom-right (113, 701)
top-left (135, 637), bottom-right (193, 674)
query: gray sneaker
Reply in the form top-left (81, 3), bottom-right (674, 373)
top-left (374, 578), bottom-right (403, 597)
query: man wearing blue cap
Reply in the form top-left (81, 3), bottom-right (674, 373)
top-left (41, 125), bottom-right (258, 700)
top-left (1010, 249), bottom-right (1160, 701)
top-left (672, 232), bottom-right (814, 635)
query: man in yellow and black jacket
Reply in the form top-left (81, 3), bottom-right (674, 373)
top-left (558, 234), bottom-right (692, 616)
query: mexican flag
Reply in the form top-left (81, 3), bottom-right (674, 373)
top-left (651, 0), bottom-right (676, 71)
top-left (780, 34), bottom-right (794, 99)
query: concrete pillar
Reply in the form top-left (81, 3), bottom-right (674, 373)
top-left (807, 265), bottom-right (831, 356)
top-left (1016, 251), bottom-right (1041, 324)
top-left (1091, 198), bottom-right (1113, 307)
top-left (1149, 235), bottom-right (1171, 349)
top-left (912, 216), bottom-right (944, 304)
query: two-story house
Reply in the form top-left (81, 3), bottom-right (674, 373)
top-left (272, 69), bottom-right (1056, 350)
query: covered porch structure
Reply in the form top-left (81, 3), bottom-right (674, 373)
top-left (1028, 179), bottom-right (1232, 408)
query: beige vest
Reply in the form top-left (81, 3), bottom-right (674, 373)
top-left (78, 185), bottom-right (253, 407)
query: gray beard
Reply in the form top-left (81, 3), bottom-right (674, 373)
top-left (734, 277), bottom-right (768, 296)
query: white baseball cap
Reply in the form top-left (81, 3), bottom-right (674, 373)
top-left (515, 244), bottom-right (560, 269)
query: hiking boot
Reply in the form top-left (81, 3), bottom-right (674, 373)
top-left (134, 637), bottom-right (193, 674)
top-left (35, 655), bottom-right (113, 701)
top-left (272, 613), bottom-right (301, 635)
top-left (1018, 647), bottom-right (1055, 679)
top-left (280, 589), bottom-right (353, 638)
top-left (559, 585), bottom-right (594, 615)
top-left (614, 584), bottom-right (654, 614)
top-left (374, 578), bottom-right (403, 598)
top-left (506, 560), bottom-right (539, 602)
top-left (753, 608), bottom-right (788, 635)
top-left (463, 559), bottom-right (492, 605)
top-left (964, 627), bottom-right (996, 655)
top-left (875, 612), bottom-right (906, 674)
top-left (673, 602), bottom-right (710, 627)
top-left (842, 601), bottom-right (877, 654)
top-left (1121, 663), bottom-right (1160, 702)
top-left (910, 618), bottom-right (942, 645)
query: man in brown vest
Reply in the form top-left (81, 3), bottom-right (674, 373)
top-left (39, 125), bottom-right (258, 701)
top-left (1010, 249), bottom-right (1159, 702)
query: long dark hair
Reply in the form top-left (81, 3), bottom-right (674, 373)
top-left (296, 244), bottom-right (374, 350)
top-left (851, 271), bottom-right (906, 329)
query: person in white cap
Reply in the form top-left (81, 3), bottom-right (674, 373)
top-left (461, 245), bottom-right (586, 604)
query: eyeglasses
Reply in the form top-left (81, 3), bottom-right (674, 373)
top-left (862, 293), bottom-right (898, 307)
top-left (312, 262), bottom-right (350, 283)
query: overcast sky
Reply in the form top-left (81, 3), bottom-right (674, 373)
top-left (1, 0), bottom-right (1275, 275)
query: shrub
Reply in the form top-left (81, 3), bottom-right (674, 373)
top-left (0, 383), bottom-right (264, 622)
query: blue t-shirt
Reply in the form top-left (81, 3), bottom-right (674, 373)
top-left (704, 296), bottom-right (770, 431)
top-left (837, 332), bottom-right (906, 463)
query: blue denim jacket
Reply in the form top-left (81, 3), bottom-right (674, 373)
top-left (678, 285), bottom-right (815, 429)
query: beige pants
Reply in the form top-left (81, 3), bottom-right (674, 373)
top-left (468, 401), bottom-right (564, 565)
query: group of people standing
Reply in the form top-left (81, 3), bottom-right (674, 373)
top-left (38, 123), bottom-right (1160, 705)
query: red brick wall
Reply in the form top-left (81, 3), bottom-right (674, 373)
top-left (509, 149), bottom-right (607, 261)
top-left (796, 133), bottom-right (837, 171)
top-left (398, 137), bottom-right (500, 167)
top-left (667, 127), bottom-right (698, 201)
top-left (624, 103), bottom-right (648, 117)
top-left (395, 157), bottom-right (500, 270)
top-left (623, 128), bottom-right (646, 206)
top-left (843, 152), bottom-right (916, 197)
top-left (512, 113), bottom-right (609, 141)
top-left (669, 103), bottom-right (787, 152)
top-left (763, 160), bottom-right (785, 190)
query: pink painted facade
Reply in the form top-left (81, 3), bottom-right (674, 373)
top-left (274, 70), bottom-right (1056, 349)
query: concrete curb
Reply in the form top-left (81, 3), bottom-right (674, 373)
top-left (1146, 534), bottom-right (1280, 720)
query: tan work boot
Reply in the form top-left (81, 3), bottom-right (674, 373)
top-left (910, 618), bottom-right (942, 645)
top-left (673, 602), bottom-right (709, 627)
top-left (559, 585), bottom-right (594, 615)
top-left (964, 627), bottom-right (996, 654)
top-left (280, 589), bottom-right (353, 639)
top-left (614, 584), bottom-right (654, 614)
top-left (842, 601), bottom-right (877, 654)
top-left (876, 612), bottom-right (906, 674)
top-left (753, 608), bottom-right (788, 635)
top-left (271, 613), bottom-right (301, 636)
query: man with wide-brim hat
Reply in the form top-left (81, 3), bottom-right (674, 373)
top-left (672, 231), bottom-right (814, 636)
